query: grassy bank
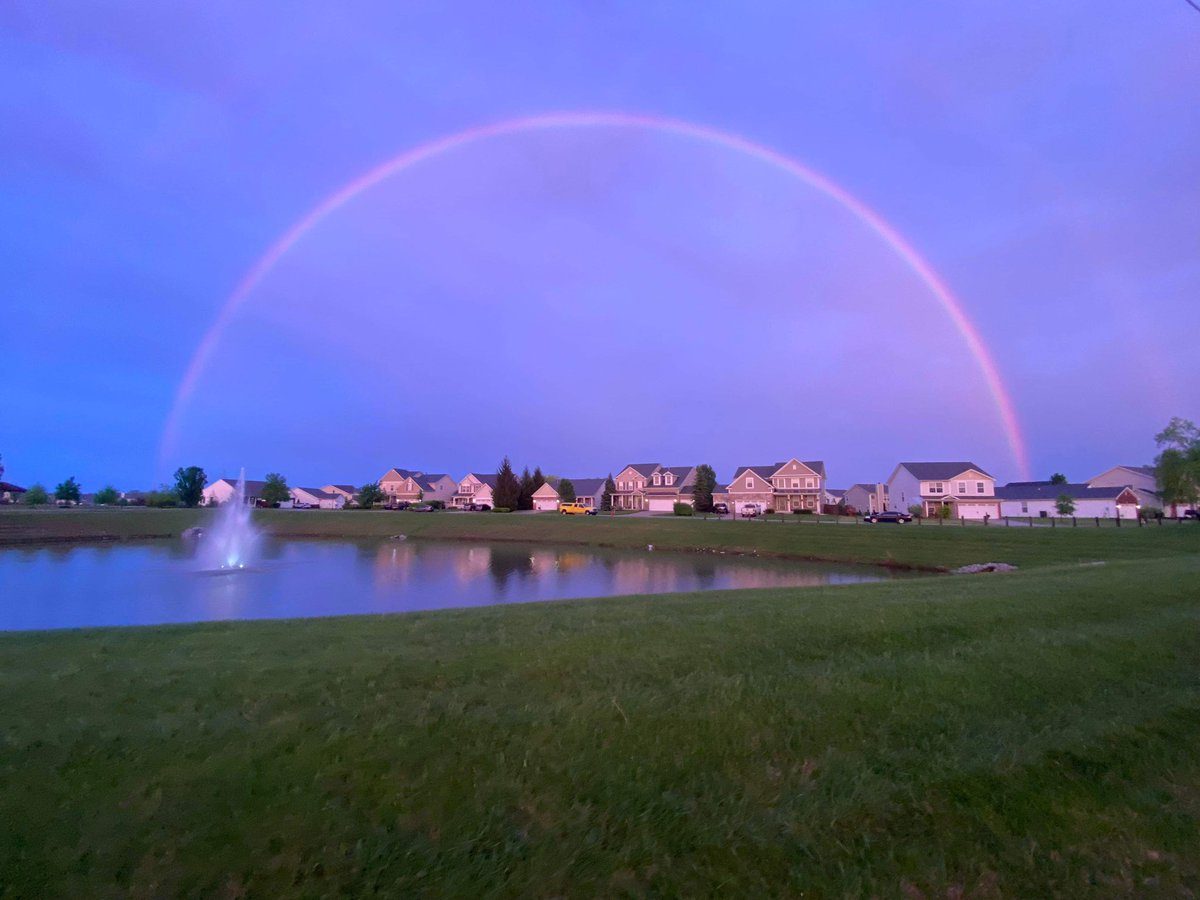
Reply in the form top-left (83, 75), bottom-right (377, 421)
top-left (2, 555), bottom-right (1198, 895)
top-left (2, 506), bottom-right (1195, 570)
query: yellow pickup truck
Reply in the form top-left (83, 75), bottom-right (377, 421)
top-left (559, 502), bottom-right (596, 516)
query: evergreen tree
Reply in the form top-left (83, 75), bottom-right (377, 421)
top-left (531, 467), bottom-right (546, 493)
top-left (558, 478), bottom-right (576, 502)
top-left (1049, 473), bottom-right (1067, 485)
top-left (494, 457), bottom-right (521, 510)
top-left (518, 467), bottom-right (534, 511)
top-left (693, 464), bottom-right (717, 512)
top-left (601, 473), bottom-right (616, 512)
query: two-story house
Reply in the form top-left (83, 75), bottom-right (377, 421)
top-left (887, 462), bottom-right (1000, 519)
top-left (611, 464), bottom-right (697, 511)
top-left (713, 459), bottom-right (826, 515)
top-left (1086, 465), bottom-right (1164, 511)
top-left (844, 482), bottom-right (888, 515)
top-left (452, 473), bottom-right (500, 508)
top-left (378, 468), bottom-right (456, 506)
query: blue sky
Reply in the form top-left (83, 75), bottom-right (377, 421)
top-left (2, 2), bottom-right (1197, 491)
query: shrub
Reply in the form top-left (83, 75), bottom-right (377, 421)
top-left (794, 508), bottom-right (814, 515)
top-left (491, 507), bottom-right (512, 513)
top-left (145, 490), bottom-right (179, 508)
top-left (673, 502), bottom-right (694, 516)
top-left (908, 504), bottom-right (924, 519)
top-left (764, 508), bottom-right (775, 515)
top-left (1140, 506), bottom-right (1162, 519)
top-left (94, 486), bottom-right (120, 506)
top-left (937, 505), bottom-right (953, 520)
top-left (428, 500), bottom-right (446, 510)
top-left (23, 484), bottom-right (49, 506)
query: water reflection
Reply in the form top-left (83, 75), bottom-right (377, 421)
top-left (0, 539), bottom-right (909, 631)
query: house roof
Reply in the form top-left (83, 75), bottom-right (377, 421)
top-left (570, 478), bottom-right (606, 497)
top-left (466, 473), bottom-right (499, 488)
top-left (210, 478), bottom-right (269, 495)
top-left (848, 483), bottom-right (878, 493)
top-left (0, 482), bottom-right (26, 493)
top-left (826, 488), bottom-right (846, 498)
top-left (996, 481), bottom-right (1137, 501)
top-left (897, 462), bottom-right (993, 480)
top-left (623, 463), bottom-right (663, 478)
top-left (326, 484), bottom-right (355, 493)
top-left (731, 461), bottom-right (827, 482)
top-left (294, 487), bottom-right (338, 501)
top-left (414, 473), bottom-right (450, 491)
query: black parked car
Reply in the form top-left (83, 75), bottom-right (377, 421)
top-left (712, 502), bottom-right (729, 515)
top-left (864, 510), bottom-right (913, 524)
top-left (1184, 509), bottom-right (1199, 520)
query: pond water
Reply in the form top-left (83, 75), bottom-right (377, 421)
top-left (0, 538), bottom-right (905, 631)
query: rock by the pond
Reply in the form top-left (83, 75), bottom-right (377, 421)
top-left (953, 562), bottom-right (1017, 574)
top-left (181, 527), bottom-right (205, 540)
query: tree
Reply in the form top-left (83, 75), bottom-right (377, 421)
top-left (172, 466), bottom-right (207, 508)
top-left (261, 473), bottom-right (290, 506)
top-left (693, 464), bottom-right (717, 512)
top-left (907, 504), bottom-right (924, 519)
top-left (23, 483), bottom-right (49, 506)
top-left (356, 482), bottom-right (385, 509)
top-left (558, 478), bottom-right (576, 503)
top-left (1155, 418), bottom-right (1200, 514)
top-left (94, 485), bottom-right (120, 506)
top-left (1055, 494), bottom-right (1076, 516)
top-left (146, 488), bottom-right (179, 508)
top-left (601, 473), bottom-right (615, 512)
top-left (1049, 473), bottom-right (1068, 485)
top-left (518, 467), bottom-right (534, 511)
top-left (494, 457), bottom-right (521, 511)
top-left (54, 476), bottom-right (81, 504)
top-left (531, 467), bottom-right (546, 493)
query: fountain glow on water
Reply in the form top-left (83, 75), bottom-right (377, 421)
top-left (200, 470), bottom-right (262, 571)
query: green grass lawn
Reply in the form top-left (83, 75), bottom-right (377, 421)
top-left (2, 506), bottom-right (1196, 570)
top-left (2, 555), bottom-right (1199, 896)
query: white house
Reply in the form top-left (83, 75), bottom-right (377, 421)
top-left (323, 484), bottom-right (358, 505)
top-left (532, 478), bottom-right (607, 511)
top-left (996, 482), bottom-right (1140, 519)
top-left (202, 478), bottom-right (267, 506)
top-left (290, 486), bottom-right (346, 509)
top-left (844, 482), bottom-right (888, 514)
top-left (452, 473), bottom-right (499, 508)
top-left (887, 462), bottom-right (1000, 519)
top-left (1086, 465), bottom-right (1163, 511)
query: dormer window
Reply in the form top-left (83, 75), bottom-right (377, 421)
top-left (653, 474), bottom-right (661, 485)
top-left (665, 474), bottom-right (674, 486)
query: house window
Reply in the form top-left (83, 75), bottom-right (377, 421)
top-left (665, 474), bottom-right (674, 486)
top-left (805, 478), bottom-right (814, 488)
top-left (653, 474), bottom-right (661, 486)
top-left (746, 477), bottom-right (754, 489)
top-left (929, 482), bottom-right (943, 494)
top-left (638, 480), bottom-right (644, 489)
top-left (791, 479), bottom-right (799, 488)
top-left (1021, 501), bottom-right (1028, 513)
top-left (957, 482), bottom-right (966, 494)
top-left (976, 482), bottom-right (985, 494)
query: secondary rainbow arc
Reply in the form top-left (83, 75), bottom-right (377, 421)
top-left (159, 110), bottom-right (1031, 479)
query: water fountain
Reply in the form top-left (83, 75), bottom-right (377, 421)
top-left (199, 470), bottom-right (262, 571)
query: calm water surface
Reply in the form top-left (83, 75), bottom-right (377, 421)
top-left (0, 538), bottom-right (904, 631)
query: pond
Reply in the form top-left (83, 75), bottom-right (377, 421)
top-left (0, 538), bottom-right (905, 631)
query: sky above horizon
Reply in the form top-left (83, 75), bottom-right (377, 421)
top-left (2, 2), bottom-right (1198, 492)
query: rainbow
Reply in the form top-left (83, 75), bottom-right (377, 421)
top-left (158, 110), bottom-right (1030, 479)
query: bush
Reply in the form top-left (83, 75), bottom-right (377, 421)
top-left (908, 504), bottom-right (924, 519)
top-left (793, 508), bottom-right (813, 515)
top-left (764, 508), bottom-right (775, 515)
top-left (673, 502), bottom-right (694, 516)
top-left (491, 507), bottom-right (512, 513)
top-left (937, 505), bottom-right (953, 520)
top-left (145, 490), bottom-right (179, 508)
top-left (23, 484), bottom-right (49, 506)
top-left (428, 500), bottom-right (446, 510)
top-left (1140, 506), bottom-right (1163, 519)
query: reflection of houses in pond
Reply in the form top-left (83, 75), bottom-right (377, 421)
top-left (719, 565), bottom-right (831, 590)
top-left (555, 551), bottom-right (591, 574)
top-left (488, 547), bottom-right (535, 586)
top-left (453, 546), bottom-right (493, 584)
top-left (608, 556), bottom-right (689, 595)
top-left (374, 542), bottom-right (419, 587)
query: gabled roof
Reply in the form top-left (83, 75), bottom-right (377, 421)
top-left (211, 478), bottom-right (268, 495)
top-left (325, 484), bottom-right (356, 494)
top-left (848, 483), bottom-right (878, 493)
top-left (731, 461), bottom-right (826, 482)
top-left (896, 462), bottom-right (993, 480)
top-left (996, 481), bottom-right (1137, 501)
top-left (466, 473), bottom-right (499, 488)
top-left (414, 473), bottom-right (451, 491)
top-left (0, 482), bottom-right (26, 492)
top-left (294, 487), bottom-right (338, 501)
top-left (622, 463), bottom-right (662, 478)
top-left (570, 478), bottom-right (607, 497)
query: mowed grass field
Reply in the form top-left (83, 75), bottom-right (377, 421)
top-left (1, 506), bottom-right (1196, 570)
top-left (1, 509), bottom-right (1198, 895)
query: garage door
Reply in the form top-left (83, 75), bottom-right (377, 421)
top-left (648, 497), bottom-right (676, 512)
top-left (533, 499), bottom-right (557, 511)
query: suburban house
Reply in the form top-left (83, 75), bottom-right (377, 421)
top-left (887, 462), bottom-right (1000, 519)
top-left (996, 481), bottom-right (1140, 519)
top-left (379, 468), bottom-right (456, 506)
top-left (1086, 465), bottom-right (1163, 511)
top-left (611, 464), bottom-right (697, 511)
top-left (322, 484), bottom-right (357, 505)
top-left (0, 482), bottom-right (26, 504)
top-left (202, 478), bottom-right (268, 506)
top-left (452, 473), bottom-right (499, 508)
top-left (290, 486), bottom-right (346, 509)
top-left (824, 487), bottom-right (846, 508)
top-left (532, 478), bottom-right (607, 511)
top-left (713, 459), bottom-right (826, 515)
top-left (844, 482), bottom-right (888, 514)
